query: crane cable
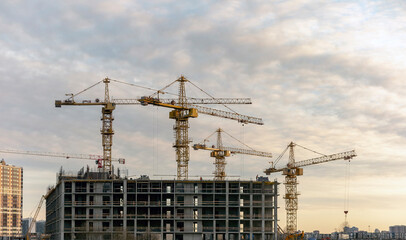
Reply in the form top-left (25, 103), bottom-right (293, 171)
top-left (294, 143), bottom-right (326, 156)
top-left (188, 80), bottom-right (238, 114)
top-left (222, 128), bottom-right (255, 151)
top-left (110, 78), bottom-right (166, 93)
top-left (273, 145), bottom-right (289, 167)
top-left (67, 80), bottom-right (103, 100)
top-left (200, 128), bottom-right (256, 151)
top-left (344, 159), bottom-right (351, 224)
top-left (240, 124), bottom-right (245, 178)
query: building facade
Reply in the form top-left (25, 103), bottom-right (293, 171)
top-left (0, 160), bottom-right (23, 237)
top-left (390, 225), bottom-right (406, 239)
top-left (45, 171), bottom-right (278, 240)
top-left (22, 218), bottom-right (36, 236)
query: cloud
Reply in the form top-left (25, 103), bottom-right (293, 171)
top-left (0, 0), bottom-right (405, 233)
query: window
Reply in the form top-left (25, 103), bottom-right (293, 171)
top-left (12, 214), bottom-right (17, 227)
top-left (193, 209), bottom-right (198, 219)
top-left (177, 196), bottom-right (184, 206)
top-left (193, 196), bottom-right (198, 206)
top-left (193, 222), bottom-right (198, 232)
top-left (103, 183), bottom-right (111, 193)
top-left (177, 222), bottom-right (184, 232)
top-left (12, 196), bottom-right (18, 208)
top-left (240, 199), bottom-right (244, 206)
top-left (103, 196), bottom-right (110, 205)
top-left (89, 196), bottom-right (94, 205)
top-left (2, 214), bottom-right (7, 227)
top-left (103, 209), bottom-right (109, 218)
top-left (166, 198), bottom-right (171, 206)
top-left (2, 195), bottom-right (7, 206)
top-left (166, 186), bottom-right (171, 193)
top-left (194, 184), bottom-right (198, 193)
top-left (240, 211), bottom-right (244, 219)
top-left (166, 210), bottom-right (171, 219)
top-left (239, 186), bottom-right (244, 193)
top-left (89, 209), bottom-right (93, 219)
top-left (102, 222), bottom-right (109, 231)
top-left (89, 222), bottom-right (93, 231)
top-left (177, 209), bottom-right (184, 219)
top-left (240, 223), bottom-right (244, 233)
top-left (89, 183), bottom-right (94, 193)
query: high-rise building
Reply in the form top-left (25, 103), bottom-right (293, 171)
top-left (390, 225), bottom-right (406, 239)
top-left (0, 159), bottom-right (23, 237)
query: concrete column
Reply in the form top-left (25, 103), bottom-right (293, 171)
top-left (225, 181), bottom-right (229, 240)
top-left (274, 183), bottom-right (278, 240)
top-left (123, 179), bottom-right (127, 239)
top-left (262, 193), bottom-right (265, 240)
top-left (60, 180), bottom-right (65, 240)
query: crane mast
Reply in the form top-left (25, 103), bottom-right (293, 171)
top-left (264, 142), bottom-right (356, 235)
top-left (101, 78), bottom-right (115, 173)
top-left (285, 142), bottom-right (300, 234)
top-left (172, 76), bottom-right (191, 179)
top-left (213, 128), bottom-right (226, 180)
top-left (193, 128), bottom-right (272, 180)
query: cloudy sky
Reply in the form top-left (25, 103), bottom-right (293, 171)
top-left (1, 0), bottom-right (406, 234)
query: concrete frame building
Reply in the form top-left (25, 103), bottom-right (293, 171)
top-left (45, 170), bottom-right (278, 240)
top-left (0, 160), bottom-right (23, 238)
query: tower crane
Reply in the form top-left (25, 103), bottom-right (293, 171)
top-left (55, 76), bottom-right (259, 179)
top-left (55, 78), bottom-right (118, 174)
top-left (193, 128), bottom-right (272, 180)
top-left (118, 75), bottom-right (264, 180)
top-left (264, 142), bottom-right (356, 235)
top-left (55, 77), bottom-right (154, 173)
top-left (0, 149), bottom-right (125, 167)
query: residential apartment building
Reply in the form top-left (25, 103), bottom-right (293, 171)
top-left (0, 159), bottom-right (23, 237)
top-left (45, 169), bottom-right (278, 240)
top-left (390, 225), bottom-right (406, 239)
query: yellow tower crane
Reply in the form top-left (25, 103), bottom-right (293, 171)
top-left (55, 78), bottom-right (117, 174)
top-left (117, 75), bottom-right (264, 180)
top-left (192, 128), bottom-right (272, 180)
top-left (55, 77), bottom-right (156, 174)
top-left (264, 142), bottom-right (356, 235)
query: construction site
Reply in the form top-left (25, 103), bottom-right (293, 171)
top-left (0, 76), bottom-right (356, 240)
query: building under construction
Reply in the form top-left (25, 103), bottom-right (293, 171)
top-left (44, 76), bottom-right (279, 240)
top-left (45, 169), bottom-right (278, 240)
